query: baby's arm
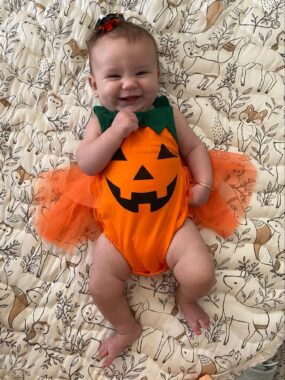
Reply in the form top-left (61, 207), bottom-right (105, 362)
top-left (76, 109), bottom-right (139, 175)
top-left (173, 107), bottom-right (212, 207)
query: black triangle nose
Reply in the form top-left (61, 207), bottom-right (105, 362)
top-left (133, 165), bottom-right (154, 180)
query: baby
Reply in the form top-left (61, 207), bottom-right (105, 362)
top-left (76, 14), bottom-right (215, 367)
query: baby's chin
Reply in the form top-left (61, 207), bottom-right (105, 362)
top-left (116, 102), bottom-right (155, 113)
top-left (117, 105), bottom-right (149, 112)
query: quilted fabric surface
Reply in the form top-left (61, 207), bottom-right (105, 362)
top-left (0, 1), bottom-right (284, 379)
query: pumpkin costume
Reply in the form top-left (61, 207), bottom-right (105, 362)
top-left (34, 96), bottom-right (256, 275)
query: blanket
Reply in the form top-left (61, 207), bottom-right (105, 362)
top-left (0, 0), bottom-right (284, 379)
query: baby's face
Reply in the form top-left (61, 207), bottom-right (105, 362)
top-left (89, 36), bottom-right (159, 112)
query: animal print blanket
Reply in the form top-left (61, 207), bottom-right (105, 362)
top-left (0, 0), bottom-right (284, 379)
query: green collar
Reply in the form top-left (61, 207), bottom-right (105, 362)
top-left (93, 96), bottom-right (177, 142)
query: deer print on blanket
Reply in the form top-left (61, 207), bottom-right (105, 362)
top-left (271, 31), bottom-right (285, 58)
top-left (24, 321), bottom-right (50, 345)
top-left (36, 243), bottom-right (85, 288)
top-left (198, 349), bottom-right (242, 376)
top-left (182, 38), bottom-right (242, 90)
top-left (136, 303), bottom-right (196, 365)
top-left (222, 274), bottom-right (270, 351)
top-left (237, 105), bottom-right (268, 152)
top-left (12, 166), bottom-right (35, 186)
top-left (79, 0), bottom-right (106, 29)
top-left (187, 94), bottom-right (233, 149)
top-left (235, 37), bottom-right (284, 94)
top-left (253, 215), bottom-right (284, 275)
top-left (60, 39), bottom-right (87, 89)
top-left (138, 0), bottom-right (182, 29)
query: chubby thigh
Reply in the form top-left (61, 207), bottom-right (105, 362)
top-left (166, 218), bottom-right (215, 293)
top-left (89, 233), bottom-right (132, 293)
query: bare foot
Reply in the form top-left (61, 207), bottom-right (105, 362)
top-left (176, 289), bottom-right (210, 335)
top-left (99, 323), bottom-right (141, 367)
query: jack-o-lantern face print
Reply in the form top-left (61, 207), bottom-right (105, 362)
top-left (104, 127), bottom-right (180, 213)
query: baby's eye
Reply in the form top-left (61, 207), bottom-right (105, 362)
top-left (107, 74), bottom-right (120, 79)
top-left (136, 71), bottom-right (148, 76)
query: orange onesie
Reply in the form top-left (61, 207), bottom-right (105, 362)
top-left (95, 124), bottom-right (188, 275)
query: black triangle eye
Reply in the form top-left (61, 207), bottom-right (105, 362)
top-left (112, 147), bottom-right (127, 161)
top-left (157, 144), bottom-right (177, 159)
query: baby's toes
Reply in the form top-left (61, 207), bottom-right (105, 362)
top-left (198, 314), bottom-right (210, 329)
top-left (99, 344), bottom-right (108, 360)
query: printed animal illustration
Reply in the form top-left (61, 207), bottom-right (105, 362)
top-left (202, 0), bottom-right (226, 32)
top-left (63, 40), bottom-right (87, 64)
top-left (222, 274), bottom-right (269, 351)
top-left (82, 303), bottom-right (104, 325)
top-left (60, 39), bottom-right (87, 88)
top-left (53, 251), bottom-right (84, 288)
top-left (21, 16), bottom-right (45, 56)
top-left (153, 0), bottom-right (182, 29)
top-left (79, 0), bottom-right (105, 29)
top-left (43, 93), bottom-right (63, 117)
top-left (207, 243), bottom-right (218, 256)
top-left (136, 305), bottom-right (196, 363)
top-left (253, 216), bottom-right (284, 274)
top-left (0, 222), bottom-right (13, 241)
top-left (271, 31), bottom-right (285, 57)
top-left (75, 303), bottom-right (105, 361)
top-left (238, 105), bottom-right (268, 152)
top-left (12, 166), bottom-right (35, 186)
top-left (36, 242), bottom-right (85, 288)
top-left (24, 321), bottom-right (50, 345)
top-left (187, 95), bottom-right (231, 148)
top-left (0, 95), bottom-right (20, 121)
top-left (197, 350), bottom-right (242, 376)
top-left (198, 354), bottom-right (217, 375)
top-left (182, 38), bottom-right (241, 90)
top-left (215, 350), bottom-right (242, 372)
top-left (8, 283), bottom-right (51, 329)
top-left (81, 302), bottom-right (113, 331)
top-left (16, 121), bottom-right (66, 155)
top-left (27, 130), bottom-right (66, 155)
top-left (235, 37), bottom-right (284, 93)
top-left (10, 16), bottom-right (45, 83)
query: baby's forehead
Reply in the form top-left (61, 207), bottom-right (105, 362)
top-left (91, 36), bottom-right (157, 61)
top-left (92, 34), bottom-right (155, 50)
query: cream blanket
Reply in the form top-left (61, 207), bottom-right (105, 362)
top-left (0, 1), bottom-right (284, 379)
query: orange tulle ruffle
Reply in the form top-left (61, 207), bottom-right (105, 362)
top-left (33, 150), bottom-right (256, 253)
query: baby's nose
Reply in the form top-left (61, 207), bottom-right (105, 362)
top-left (122, 77), bottom-right (137, 89)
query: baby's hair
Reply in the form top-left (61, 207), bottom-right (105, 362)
top-left (87, 19), bottom-right (159, 72)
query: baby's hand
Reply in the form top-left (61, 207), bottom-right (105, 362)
top-left (190, 184), bottom-right (211, 207)
top-left (111, 109), bottom-right (139, 139)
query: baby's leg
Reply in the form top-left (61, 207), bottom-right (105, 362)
top-left (166, 219), bottom-right (215, 335)
top-left (89, 233), bottom-right (141, 367)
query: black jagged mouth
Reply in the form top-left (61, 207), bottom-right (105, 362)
top-left (106, 176), bottom-right (177, 212)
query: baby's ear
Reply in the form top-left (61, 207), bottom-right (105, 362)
top-left (88, 75), bottom-right (98, 96)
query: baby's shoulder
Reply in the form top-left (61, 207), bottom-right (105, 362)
top-left (83, 114), bottom-right (101, 139)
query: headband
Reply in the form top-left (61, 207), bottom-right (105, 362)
top-left (94, 13), bottom-right (125, 34)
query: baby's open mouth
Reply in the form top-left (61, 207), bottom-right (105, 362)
top-left (119, 96), bottom-right (141, 101)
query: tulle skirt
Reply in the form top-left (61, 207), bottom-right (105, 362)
top-left (33, 150), bottom-right (256, 253)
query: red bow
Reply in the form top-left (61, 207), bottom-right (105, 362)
top-left (95, 14), bottom-right (124, 34)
